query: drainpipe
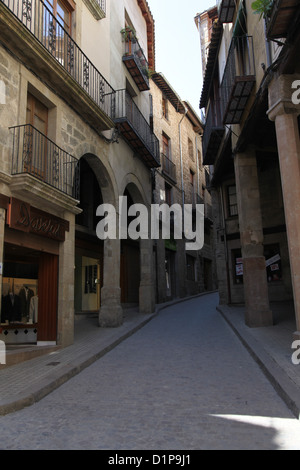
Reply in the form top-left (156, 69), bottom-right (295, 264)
top-left (179, 106), bottom-right (188, 208)
top-left (195, 134), bottom-right (201, 199)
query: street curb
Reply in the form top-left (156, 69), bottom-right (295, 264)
top-left (217, 305), bottom-right (300, 420)
top-left (0, 291), bottom-right (216, 416)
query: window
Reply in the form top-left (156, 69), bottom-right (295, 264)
top-left (227, 185), bottom-right (238, 217)
top-left (45, 0), bottom-right (74, 34)
top-left (188, 138), bottom-right (194, 161)
top-left (43, 0), bottom-right (75, 66)
top-left (165, 182), bottom-right (172, 206)
top-left (162, 96), bottom-right (168, 120)
top-left (232, 244), bottom-right (283, 285)
top-left (162, 134), bottom-right (170, 159)
top-left (265, 244), bottom-right (282, 283)
top-left (186, 255), bottom-right (196, 281)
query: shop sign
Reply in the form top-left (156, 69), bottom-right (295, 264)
top-left (266, 254), bottom-right (281, 268)
top-left (7, 198), bottom-right (69, 241)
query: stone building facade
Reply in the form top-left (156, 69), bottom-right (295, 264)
top-left (0, 0), bottom-right (159, 350)
top-left (150, 73), bottom-right (216, 303)
top-left (197, 0), bottom-right (300, 338)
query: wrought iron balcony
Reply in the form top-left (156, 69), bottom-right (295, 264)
top-left (220, 36), bottom-right (256, 125)
top-left (202, 103), bottom-right (225, 165)
top-left (121, 27), bottom-right (150, 92)
top-left (217, 0), bottom-right (236, 23)
top-left (0, 0), bottom-right (115, 131)
top-left (82, 0), bottom-right (106, 20)
top-left (114, 90), bottom-right (160, 168)
top-left (10, 124), bottom-right (80, 199)
top-left (266, 0), bottom-right (299, 39)
top-left (161, 153), bottom-right (177, 183)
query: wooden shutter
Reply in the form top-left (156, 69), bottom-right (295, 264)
top-left (38, 253), bottom-right (58, 342)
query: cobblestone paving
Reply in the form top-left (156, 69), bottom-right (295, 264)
top-left (1, 294), bottom-right (300, 450)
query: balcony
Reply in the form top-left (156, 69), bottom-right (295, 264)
top-left (0, 0), bottom-right (115, 132)
top-left (202, 104), bottom-right (225, 165)
top-left (82, 0), bottom-right (106, 21)
top-left (220, 36), bottom-right (256, 125)
top-left (121, 27), bottom-right (150, 92)
top-left (161, 154), bottom-right (177, 183)
top-left (217, 0), bottom-right (236, 23)
top-left (114, 90), bottom-right (160, 168)
top-left (266, 0), bottom-right (299, 39)
top-left (10, 124), bottom-right (80, 200)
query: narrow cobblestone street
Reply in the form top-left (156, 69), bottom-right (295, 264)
top-left (1, 293), bottom-right (300, 450)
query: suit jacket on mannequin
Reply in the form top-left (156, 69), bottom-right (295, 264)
top-left (2, 293), bottom-right (22, 322)
top-left (19, 286), bottom-right (34, 319)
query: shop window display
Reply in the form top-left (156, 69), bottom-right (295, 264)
top-left (1, 261), bottom-right (39, 344)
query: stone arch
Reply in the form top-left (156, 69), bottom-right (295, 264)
top-left (120, 174), bottom-right (155, 314)
top-left (120, 172), bottom-right (151, 206)
top-left (79, 152), bottom-right (118, 206)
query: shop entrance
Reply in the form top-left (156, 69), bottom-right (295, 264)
top-left (1, 244), bottom-right (58, 344)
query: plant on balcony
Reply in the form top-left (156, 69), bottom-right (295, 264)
top-left (120, 26), bottom-right (138, 43)
top-left (251, 0), bottom-right (274, 19)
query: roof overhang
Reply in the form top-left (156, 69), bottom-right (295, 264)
top-left (151, 73), bottom-right (187, 114)
top-left (200, 19), bottom-right (223, 109)
top-left (137, 0), bottom-right (155, 71)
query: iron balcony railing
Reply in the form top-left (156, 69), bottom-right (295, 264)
top-left (202, 103), bottom-right (225, 165)
top-left (220, 35), bottom-right (256, 125)
top-left (1, 0), bottom-right (115, 119)
top-left (114, 89), bottom-right (160, 167)
top-left (96, 0), bottom-right (106, 12)
top-left (10, 124), bottom-right (80, 199)
top-left (161, 153), bottom-right (176, 183)
top-left (121, 27), bottom-right (150, 91)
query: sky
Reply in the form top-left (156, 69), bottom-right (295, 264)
top-left (146, 0), bottom-right (215, 118)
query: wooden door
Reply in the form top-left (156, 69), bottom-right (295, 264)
top-left (37, 253), bottom-right (58, 342)
top-left (26, 93), bottom-right (48, 179)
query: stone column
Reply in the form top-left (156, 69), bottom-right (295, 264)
top-left (99, 238), bottom-right (123, 327)
top-left (57, 211), bottom-right (75, 347)
top-left (156, 238), bottom-right (167, 303)
top-left (139, 238), bottom-right (155, 314)
top-left (268, 74), bottom-right (300, 337)
top-left (234, 149), bottom-right (273, 327)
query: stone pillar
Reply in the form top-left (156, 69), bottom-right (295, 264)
top-left (99, 238), bottom-right (123, 327)
top-left (57, 211), bottom-right (75, 347)
top-left (139, 238), bottom-right (155, 314)
top-left (234, 149), bottom-right (273, 327)
top-left (156, 238), bottom-right (167, 303)
top-left (268, 74), bottom-right (300, 337)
